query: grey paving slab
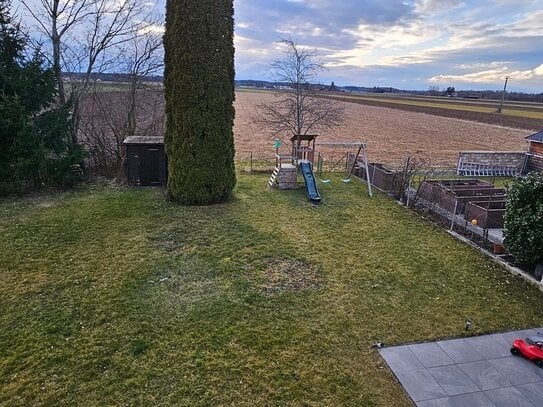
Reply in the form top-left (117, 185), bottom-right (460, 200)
top-left (380, 346), bottom-right (423, 372)
top-left (409, 342), bottom-right (455, 368)
top-left (458, 360), bottom-right (512, 390)
top-left (416, 397), bottom-right (454, 407)
top-left (416, 392), bottom-right (498, 406)
top-left (437, 338), bottom-right (484, 364)
top-left (394, 369), bottom-right (448, 402)
top-left (427, 365), bottom-right (479, 396)
top-left (449, 392), bottom-right (496, 407)
top-left (488, 357), bottom-right (541, 385)
top-left (516, 382), bottom-right (543, 406)
top-left (467, 335), bottom-right (511, 359)
top-left (380, 328), bottom-right (543, 406)
top-left (484, 387), bottom-right (536, 407)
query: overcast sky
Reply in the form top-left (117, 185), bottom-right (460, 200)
top-left (19, 0), bottom-right (543, 92)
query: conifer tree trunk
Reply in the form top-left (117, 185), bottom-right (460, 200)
top-left (164, 0), bottom-right (236, 205)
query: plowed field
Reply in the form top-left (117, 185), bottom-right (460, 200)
top-left (235, 91), bottom-right (530, 166)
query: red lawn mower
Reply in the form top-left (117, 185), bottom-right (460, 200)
top-left (511, 333), bottom-right (543, 368)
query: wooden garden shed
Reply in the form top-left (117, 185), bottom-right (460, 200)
top-left (526, 130), bottom-right (543, 173)
top-left (124, 136), bottom-right (168, 187)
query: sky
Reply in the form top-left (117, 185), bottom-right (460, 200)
top-left (229, 0), bottom-right (543, 92)
top-left (18, 0), bottom-right (543, 92)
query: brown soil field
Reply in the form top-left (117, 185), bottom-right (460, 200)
top-left (81, 90), bottom-right (534, 168)
top-left (324, 95), bottom-right (543, 131)
top-left (235, 91), bottom-right (531, 166)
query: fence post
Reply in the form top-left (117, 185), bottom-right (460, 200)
top-left (250, 152), bottom-right (253, 173)
top-left (450, 199), bottom-right (459, 231)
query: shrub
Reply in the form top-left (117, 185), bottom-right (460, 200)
top-left (504, 172), bottom-right (543, 266)
top-left (164, 0), bottom-right (236, 205)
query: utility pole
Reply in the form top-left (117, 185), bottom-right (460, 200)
top-left (497, 76), bottom-right (510, 113)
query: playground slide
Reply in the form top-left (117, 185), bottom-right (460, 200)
top-left (299, 160), bottom-right (322, 202)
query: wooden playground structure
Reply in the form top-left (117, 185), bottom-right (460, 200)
top-left (268, 135), bottom-right (373, 199)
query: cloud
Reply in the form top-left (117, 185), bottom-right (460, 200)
top-left (429, 64), bottom-right (543, 83)
top-left (415, 0), bottom-right (464, 13)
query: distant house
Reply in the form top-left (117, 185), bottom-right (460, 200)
top-left (525, 130), bottom-right (543, 173)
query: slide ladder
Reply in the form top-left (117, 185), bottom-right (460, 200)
top-left (299, 160), bottom-right (321, 202)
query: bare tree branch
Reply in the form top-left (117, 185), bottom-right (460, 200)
top-left (254, 38), bottom-right (345, 138)
top-left (20, 0), bottom-right (157, 147)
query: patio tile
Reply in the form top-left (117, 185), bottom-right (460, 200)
top-left (381, 330), bottom-right (543, 406)
top-left (409, 342), bottom-right (455, 368)
top-left (458, 360), bottom-right (511, 390)
top-left (437, 338), bottom-right (484, 364)
top-left (428, 365), bottom-right (479, 396)
top-left (416, 397), bottom-right (454, 407)
top-left (488, 357), bottom-right (541, 386)
top-left (489, 333), bottom-right (512, 347)
top-left (516, 382), bottom-right (543, 406)
top-left (449, 392), bottom-right (496, 407)
top-left (467, 335), bottom-right (511, 359)
top-left (394, 369), bottom-right (448, 402)
top-left (380, 346), bottom-right (424, 372)
top-left (484, 387), bottom-right (536, 407)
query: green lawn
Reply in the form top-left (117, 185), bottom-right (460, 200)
top-left (2, 174), bottom-right (543, 406)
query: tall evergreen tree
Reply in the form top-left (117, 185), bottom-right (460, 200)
top-left (164, 0), bottom-right (236, 205)
top-left (0, 0), bottom-right (83, 194)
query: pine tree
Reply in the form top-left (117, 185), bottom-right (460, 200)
top-left (0, 0), bottom-right (83, 194)
top-left (164, 0), bottom-right (236, 205)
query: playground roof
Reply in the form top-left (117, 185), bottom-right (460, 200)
top-left (290, 134), bottom-right (318, 142)
top-left (316, 141), bottom-right (367, 148)
top-left (526, 130), bottom-right (543, 143)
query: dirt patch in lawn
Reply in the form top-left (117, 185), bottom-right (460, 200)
top-left (257, 258), bottom-right (323, 296)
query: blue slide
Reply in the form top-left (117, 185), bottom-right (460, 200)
top-left (299, 160), bottom-right (322, 202)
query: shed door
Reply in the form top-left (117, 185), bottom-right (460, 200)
top-left (141, 148), bottom-right (161, 186)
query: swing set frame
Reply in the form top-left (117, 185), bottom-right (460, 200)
top-left (315, 141), bottom-right (373, 197)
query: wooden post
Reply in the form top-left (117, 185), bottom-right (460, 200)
top-left (450, 199), bottom-right (458, 231)
top-left (250, 151), bottom-right (253, 173)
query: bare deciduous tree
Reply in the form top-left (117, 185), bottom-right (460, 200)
top-left (20, 0), bottom-right (153, 144)
top-left (79, 17), bottom-right (164, 179)
top-left (255, 38), bottom-right (345, 138)
top-left (118, 19), bottom-right (164, 140)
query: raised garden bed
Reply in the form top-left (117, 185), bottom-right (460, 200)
top-left (464, 200), bottom-right (506, 229)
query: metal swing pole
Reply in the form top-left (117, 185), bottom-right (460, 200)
top-left (362, 144), bottom-right (373, 197)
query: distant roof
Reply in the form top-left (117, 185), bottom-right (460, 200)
top-left (526, 130), bottom-right (543, 143)
top-left (123, 136), bottom-right (164, 145)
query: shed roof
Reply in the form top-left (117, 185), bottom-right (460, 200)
top-left (526, 130), bottom-right (543, 143)
top-left (123, 136), bottom-right (164, 145)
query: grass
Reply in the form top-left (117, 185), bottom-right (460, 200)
top-left (2, 174), bottom-right (543, 406)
